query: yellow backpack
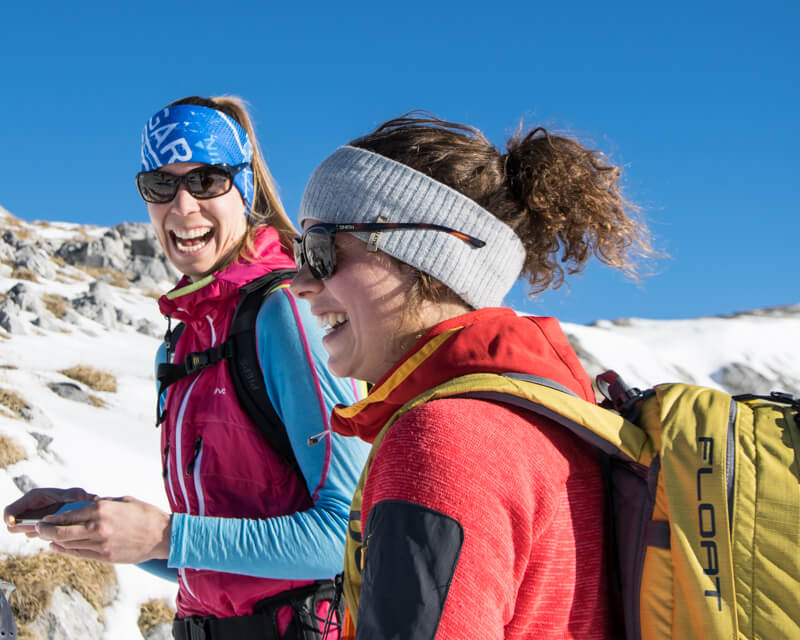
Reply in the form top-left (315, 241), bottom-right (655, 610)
top-left (393, 370), bottom-right (800, 639)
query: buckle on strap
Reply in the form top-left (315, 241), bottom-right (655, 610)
top-left (183, 342), bottom-right (233, 376)
top-left (185, 351), bottom-right (210, 375)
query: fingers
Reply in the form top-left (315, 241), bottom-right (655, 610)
top-left (39, 502), bottom-right (97, 527)
top-left (5, 487), bottom-right (97, 533)
top-left (49, 542), bottom-right (109, 563)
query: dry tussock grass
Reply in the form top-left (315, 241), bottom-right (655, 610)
top-left (58, 366), bottom-right (117, 393)
top-left (0, 552), bottom-right (117, 628)
top-left (11, 267), bottom-right (38, 282)
top-left (0, 388), bottom-right (29, 418)
top-left (3, 217), bottom-right (33, 241)
top-left (137, 599), bottom-right (175, 636)
top-left (41, 293), bottom-right (69, 319)
top-left (142, 290), bottom-right (163, 300)
top-left (77, 266), bottom-right (130, 289)
top-left (0, 364), bottom-right (18, 369)
top-left (88, 395), bottom-right (105, 408)
top-left (0, 434), bottom-right (27, 468)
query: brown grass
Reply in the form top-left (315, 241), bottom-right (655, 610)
top-left (71, 228), bottom-right (96, 243)
top-left (0, 552), bottom-right (117, 627)
top-left (0, 258), bottom-right (12, 268)
top-left (142, 290), bottom-right (163, 300)
top-left (137, 599), bottom-right (175, 636)
top-left (11, 267), bottom-right (38, 282)
top-left (0, 388), bottom-right (29, 418)
top-left (77, 266), bottom-right (131, 289)
top-left (50, 255), bottom-right (66, 268)
top-left (88, 395), bottom-right (105, 408)
top-left (0, 434), bottom-right (27, 468)
top-left (58, 366), bottom-right (117, 393)
top-left (41, 293), bottom-right (69, 319)
top-left (0, 364), bottom-right (18, 369)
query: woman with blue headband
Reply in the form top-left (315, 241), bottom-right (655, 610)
top-left (5, 96), bottom-right (369, 639)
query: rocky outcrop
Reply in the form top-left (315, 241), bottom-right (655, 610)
top-left (56, 223), bottom-right (178, 285)
top-left (26, 586), bottom-right (105, 640)
top-left (713, 362), bottom-right (800, 396)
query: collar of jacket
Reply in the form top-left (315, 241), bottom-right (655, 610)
top-left (330, 307), bottom-right (595, 442)
top-left (157, 226), bottom-right (296, 324)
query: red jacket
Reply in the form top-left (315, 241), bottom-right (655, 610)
top-left (332, 308), bottom-right (612, 639)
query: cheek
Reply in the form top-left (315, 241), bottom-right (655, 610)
top-left (147, 206), bottom-right (170, 248)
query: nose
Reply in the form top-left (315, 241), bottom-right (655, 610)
top-left (169, 184), bottom-right (199, 215)
top-left (290, 262), bottom-right (324, 299)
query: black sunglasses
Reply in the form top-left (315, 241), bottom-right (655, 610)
top-left (136, 163), bottom-right (249, 204)
top-left (293, 222), bottom-right (486, 280)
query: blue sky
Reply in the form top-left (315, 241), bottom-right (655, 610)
top-left (1, 1), bottom-right (797, 323)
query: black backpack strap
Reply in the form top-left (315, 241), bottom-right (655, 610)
top-left (154, 269), bottom-right (304, 487)
top-left (155, 321), bottom-right (235, 425)
top-left (227, 269), bottom-right (302, 476)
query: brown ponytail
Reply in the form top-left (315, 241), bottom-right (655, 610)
top-left (350, 113), bottom-right (656, 296)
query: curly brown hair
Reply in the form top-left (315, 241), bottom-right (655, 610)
top-left (349, 114), bottom-right (656, 297)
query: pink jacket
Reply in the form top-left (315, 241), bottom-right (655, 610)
top-left (157, 228), bottom-right (314, 618)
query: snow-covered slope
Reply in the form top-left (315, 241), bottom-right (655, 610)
top-left (0, 209), bottom-right (797, 638)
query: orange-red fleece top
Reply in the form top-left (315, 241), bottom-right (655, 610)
top-left (331, 307), bottom-right (613, 639)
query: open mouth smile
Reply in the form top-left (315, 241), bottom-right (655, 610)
top-left (317, 312), bottom-right (348, 334)
top-left (170, 227), bottom-right (214, 254)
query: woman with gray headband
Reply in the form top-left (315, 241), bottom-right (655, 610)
top-left (291, 115), bottom-right (655, 639)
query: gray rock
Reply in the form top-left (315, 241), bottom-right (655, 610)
top-left (0, 299), bottom-right (28, 334)
top-left (48, 382), bottom-right (90, 404)
top-left (116, 307), bottom-right (133, 326)
top-left (8, 282), bottom-right (47, 316)
top-left (13, 475), bottom-right (36, 493)
top-left (27, 586), bottom-right (104, 640)
top-left (71, 282), bottom-right (119, 329)
top-left (29, 431), bottom-right (54, 454)
top-left (19, 404), bottom-right (53, 430)
top-left (713, 362), bottom-right (775, 396)
top-left (0, 239), bottom-right (14, 262)
top-left (14, 245), bottom-right (56, 280)
top-left (57, 235), bottom-right (127, 271)
top-left (2, 231), bottom-right (19, 248)
top-left (142, 622), bottom-right (173, 640)
top-left (131, 255), bottom-right (176, 284)
top-left (136, 318), bottom-right (162, 338)
top-left (131, 237), bottom-right (159, 258)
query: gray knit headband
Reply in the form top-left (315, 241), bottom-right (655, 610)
top-left (299, 146), bottom-right (525, 309)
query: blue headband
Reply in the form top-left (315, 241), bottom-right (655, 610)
top-left (140, 104), bottom-right (254, 210)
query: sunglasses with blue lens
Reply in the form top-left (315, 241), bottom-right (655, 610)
top-left (293, 222), bottom-right (486, 280)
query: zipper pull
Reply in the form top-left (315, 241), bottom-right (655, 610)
top-left (186, 436), bottom-right (203, 475)
top-left (162, 444), bottom-right (170, 479)
top-left (308, 430), bottom-right (330, 446)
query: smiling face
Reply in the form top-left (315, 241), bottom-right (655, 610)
top-left (291, 228), bottom-right (428, 383)
top-left (145, 162), bottom-right (248, 280)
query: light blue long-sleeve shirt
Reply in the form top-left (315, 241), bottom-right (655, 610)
top-left (144, 287), bottom-right (369, 582)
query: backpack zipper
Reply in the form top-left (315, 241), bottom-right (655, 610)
top-left (726, 399), bottom-right (737, 534)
